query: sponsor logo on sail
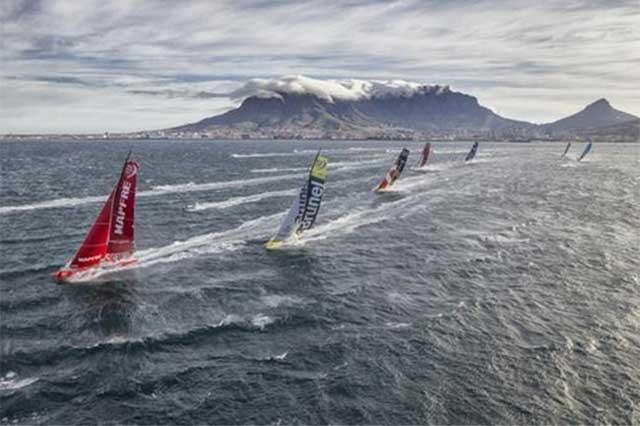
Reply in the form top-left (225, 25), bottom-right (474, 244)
top-left (113, 181), bottom-right (131, 235)
top-left (124, 162), bottom-right (138, 179)
top-left (299, 180), bottom-right (324, 230)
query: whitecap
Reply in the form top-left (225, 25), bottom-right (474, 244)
top-left (384, 322), bottom-right (411, 329)
top-left (0, 372), bottom-right (38, 391)
top-left (251, 314), bottom-right (275, 330)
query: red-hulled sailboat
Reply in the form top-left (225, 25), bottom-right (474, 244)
top-left (55, 154), bottom-right (139, 282)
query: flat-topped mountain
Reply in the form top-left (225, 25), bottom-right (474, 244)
top-left (175, 89), bottom-right (529, 133)
top-left (164, 76), bottom-right (638, 141)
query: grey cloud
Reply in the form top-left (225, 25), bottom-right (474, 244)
top-left (1, 0), bottom-right (638, 131)
top-left (6, 74), bottom-right (101, 87)
top-left (0, 0), bottom-right (43, 21)
top-left (127, 89), bottom-right (230, 99)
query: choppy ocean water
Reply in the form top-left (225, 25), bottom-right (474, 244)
top-left (0, 139), bottom-right (638, 424)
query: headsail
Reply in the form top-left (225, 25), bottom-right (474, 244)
top-left (417, 142), bottom-right (431, 168)
top-left (561, 142), bottom-right (571, 157)
top-left (266, 152), bottom-right (328, 249)
top-left (577, 140), bottom-right (592, 162)
top-left (68, 192), bottom-right (114, 269)
top-left (465, 141), bottom-right (479, 162)
top-left (373, 148), bottom-right (410, 192)
top-left (57, 155), bottom-right (139, 281)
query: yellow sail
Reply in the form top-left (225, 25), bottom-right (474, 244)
top-left (265, 152), bottom-right (327, 249)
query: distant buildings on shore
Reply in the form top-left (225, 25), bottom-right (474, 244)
top-left (3, 128), bottom-right (630, 142)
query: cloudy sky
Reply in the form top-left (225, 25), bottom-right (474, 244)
top-left (1, 0), bottom-right (639, 133)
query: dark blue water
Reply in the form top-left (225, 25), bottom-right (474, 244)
top-left (1, 139), bottom-right (638, 424)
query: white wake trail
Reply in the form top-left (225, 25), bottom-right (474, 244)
top-left (251, 167), bottom-right (307, 173)
top-left (0, 173), bottom-right (301, 214)
top-left (0, 195), bottom-right (107, 214)
top-left (186, 189), bottom-right (296, 211)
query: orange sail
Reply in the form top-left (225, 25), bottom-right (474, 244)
top-left (373, 148), bottom-right (410, 192)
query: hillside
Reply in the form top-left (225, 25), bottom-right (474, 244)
top-left (163, 76), bottom-right (638, 141)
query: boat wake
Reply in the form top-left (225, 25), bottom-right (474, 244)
top-left (279, 192), bottom-right (425, 247)
top-left (331, 157), bottom-right (386, 171)
top-left (251, 167), bottom-right (307, 173)
top-left (231, 152), bottom-right (297, 158)
top-left (410, 161), bottom-right (458, 173)
top-left (0, 174), bottom-right (302, 215)
top-left (0, 195), bottom-right (107, 214)
top-left (127, 212), bottom-right (282, 273)
top-left (186, 189), bottom-right (296, 212)
top-left (73, 186), bottom-right (432, 277)
top-left (148, 173), bottom-right (300, 195)
top-left (232, 147), bottom-right (389, 159)
top-left (434, 149), bottom-right (468, 154)
top-left (0, 156), bottom-right (395, 216)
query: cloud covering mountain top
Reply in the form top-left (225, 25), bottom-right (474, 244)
top-left (230, 75), bottom-right (450, 102)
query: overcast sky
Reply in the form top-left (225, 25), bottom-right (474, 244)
top-left (1, 0), bottom-right (639, 133)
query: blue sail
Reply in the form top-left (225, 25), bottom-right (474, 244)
top-left (577, 141), bottom-right (592, 162)
top-left (465, 141), bottom-right (479, 161)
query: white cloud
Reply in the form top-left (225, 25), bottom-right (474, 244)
top-left (229, 75), bottom-right (447, 102)
top-left (1, 0), bottom-right (638, 132)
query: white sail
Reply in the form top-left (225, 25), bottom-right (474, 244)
top-left (270, 188), bottom-right (304, 243)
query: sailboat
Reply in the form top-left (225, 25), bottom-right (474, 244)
top-left (465, 141), bottom-right (479, 162)
top-left (55, 154), bottom-right (139, 282)
top-left (577, 140), bottom-right (593, 162)
top-left (561, 142), bottom-right (571, 157)
top-left (373, 148), bottom-right (410, 192)
top-left (265, 151), bottom-right (328, 250)
top-left (417, 142), bottom-right (432, 168)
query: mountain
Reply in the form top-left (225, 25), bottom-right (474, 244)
top-left (162, 76), bottom-right (638, 141)
top-left (171, 88), bottom-right (531, 136)
top-left (168, 77), bottom-right (533, 137)
top-left (542, 98), bottom-right (638, 133)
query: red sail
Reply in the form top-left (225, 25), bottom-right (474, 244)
top-left (68, 191), bottom-right (114, 269)
top-left (107, 160), bottom-right (138, 257)
top-left (418, 142), bottom-right (431, 167)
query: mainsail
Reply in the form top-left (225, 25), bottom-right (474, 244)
top-left (561, 142), bottom-right (571, 157)
top-left (373, 148), bottom-right (410, 192)
top-left (465, 141), bottom-right (479, 162)
top-left (56, 156), bottom-right (139, 281)
top-left (266, 152), bottom-right (328, 249)
top-left (417, 142), bottom-right (431, 168)
top-left (577, 140), bottom-right (592, 162)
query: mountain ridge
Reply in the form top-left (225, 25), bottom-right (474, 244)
top-left (542, 98), bottom-right (638, 133)
top-left (165, 77), bottom-right (638, 141)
